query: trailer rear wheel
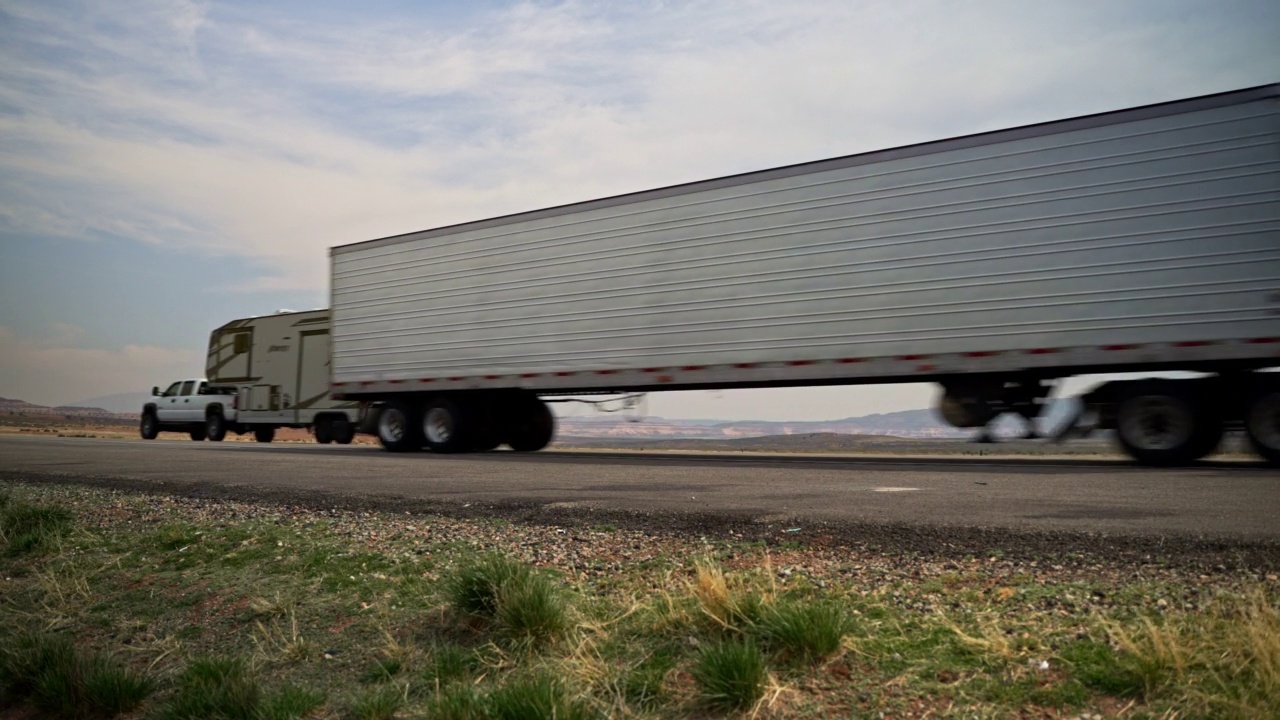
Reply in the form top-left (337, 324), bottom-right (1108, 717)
top-left (1115, 383), bottom-right (1220, 466)
top-left (422, 397), bottom-right (473, 453)
top-left (254, 427), bottom-right (275, 443)
top-left (506, 398), bottom-right (555, 452)
top-left (377, 401), bottom-right (422, 452)
top-left (1245, 390), bottom-right (1280, 466)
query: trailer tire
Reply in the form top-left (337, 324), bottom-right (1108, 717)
top-left (506, 398), bottom-right (554, 452)
top-left (254, 427), bottom-right (275, 443)
top-left (422, 397), bottom-right (473, 453)
top-left (206, 411), bottom-right (228, 442)
top-left (1115, 382), bottom-right (1219, 466)
top-left (140, 412), bottom-right (159, 440)
top-left (377, 401), bottom-right (422, 452)
top-left (189, 427), bottom-right (207, 441)
top-left (333, 419), bottom-right (356, 445)
top-left (1244, 390), bottom-right (1280, 466)
top-left (314, 419), bottom-right (333, 444)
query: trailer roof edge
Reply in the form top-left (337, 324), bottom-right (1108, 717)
top-left (329, 82), bottom-right (1279, 257)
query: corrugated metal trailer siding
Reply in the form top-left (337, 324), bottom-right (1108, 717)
top-left (331, 88), bottom-right (1280, 387)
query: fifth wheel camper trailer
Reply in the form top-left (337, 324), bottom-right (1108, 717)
top-left (206, 309), bottom-right (362, 444)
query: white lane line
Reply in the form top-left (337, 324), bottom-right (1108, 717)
top-left (872, 487), bottom-right (920, 492)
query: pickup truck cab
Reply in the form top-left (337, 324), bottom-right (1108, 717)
top-left (140, 378), bottom-right (238, 441)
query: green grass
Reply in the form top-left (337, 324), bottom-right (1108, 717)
top-left (3, 481), bottom-right (1279, 719)
top-left (755, 600), bottom-right (848, 664)
top-left (0, 632), bottom-right (153, 718)
top-left (486, 674), bottom-right (597, 720)
top-left (0, 498), bottom-right (73, 555)
top-left (347, 685), bottom-right (404, 720)
top-left (446, 555), bottom-right (568, 646)
top-left (691, 639), bottom-right (767, 712)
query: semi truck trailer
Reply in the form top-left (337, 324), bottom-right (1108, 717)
top-left (329, 83), bottom-right (1280, 466)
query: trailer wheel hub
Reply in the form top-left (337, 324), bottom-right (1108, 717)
top-left (1118, 395), bottom-right (1193, 451)
top-left (423, 407), bottom-right (454, 444)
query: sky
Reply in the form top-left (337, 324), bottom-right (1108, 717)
top-left (0, 0), bottom-right (1276, 419)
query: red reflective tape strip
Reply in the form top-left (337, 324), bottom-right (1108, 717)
top-left (641, 368), bottom-right (662, 373)
top-left (555, 371), bottom-right (575, 377)
top-left (963, 351), bottom-right (1000, 357)
top-left (1174, 340), bottom-right (1213, 347)
top-left (387, 380), bottom-right (403, 384)
top-left (898, 354), bottom-right (927, 361)
top-left (520, 373), bottom-right (540, 378)
top-left (733, 363), bottom-right (757, 369)
top-left (786, 360), bottom-right (814, 366)
top-left (917, 364), bottom-right (936, 372)
top-left (681, 366), bottom-right (704, 371)
top-left (448, 377), bottom-right (463, 381)
top-left (838, 358), bottom-right (864, 364)
top-left (1102, 344), bottom-right (1138, 351)
top-left (418, 378), bottom-right (435, 383)
top-left (596, 370), bottom-right (617, 375)
top-left (333, 382), bottom-right (346, 387)
top-left (361, 381), bottom-right (373, 386)
top-left (1025, 348), bottom-right (1061, 355)
top-left (1248, 337), bottom-right (1280, 344)
top-left (483, 375), bottom-right (500, 380)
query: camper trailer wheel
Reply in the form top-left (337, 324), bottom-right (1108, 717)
top-left (206, 411), bottom-right (227, 442)
top-left (506, 398), bottom-right (555, 452)
top-left (377, 401), bottom-right (422, 452)
top-left (254, 427), bottom-right (275, 443)
top-left (314, 419), bottom-right (334, 444)
top-left (140, 412), bottom-right (159, 440)
top-left (332, 419), bottom-right (356, 445)
top-left (422, 397), bottom-right (472, 453)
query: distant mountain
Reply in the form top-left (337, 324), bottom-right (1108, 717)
top-left (556, 402), bottom-right (1077, 440)
top-left (63, 391), bottom-right (150, 415)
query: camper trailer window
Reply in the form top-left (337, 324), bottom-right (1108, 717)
top-left (233, 334), bottom-right (250, 354)
top-left (179, 381), bottom-right (195, 396)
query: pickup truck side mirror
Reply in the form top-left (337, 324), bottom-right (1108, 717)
top-left (151, 386), bottom-right (160, 396)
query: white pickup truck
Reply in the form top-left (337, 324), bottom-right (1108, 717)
top-left (139, 378), bottom-right (258, 442)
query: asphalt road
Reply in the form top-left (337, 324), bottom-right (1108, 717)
top-left (1, 435), bottom-right (1277, 541)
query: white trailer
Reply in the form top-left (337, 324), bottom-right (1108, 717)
top-left (206, 309), bottom-right (361, 444)
top-left (329, 84), bottom-right (1280, 465)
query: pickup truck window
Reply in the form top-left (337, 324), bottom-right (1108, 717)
top-left (162, 382), bottom-right (182, 397)
top-left (180, 380), bottom-right (195, 396)
top-left (196, 381), bottom-right (208, 395)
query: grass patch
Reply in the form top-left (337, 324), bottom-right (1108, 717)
top-left (0, 632), bottom-right (153, 718)
top-left (692, 639), bottom-right (766, 712)
top-left (1, 498), bottom-right (73, 555)
top-left (3, 481), bottom-right (1278, 719)
top-left (755, 599), bottom-right (848, 664)
top-left (447, 555), bottom-right (568, 646)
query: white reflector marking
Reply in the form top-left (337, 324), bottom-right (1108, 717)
top-left (872, 487), bottom-right (920, 492)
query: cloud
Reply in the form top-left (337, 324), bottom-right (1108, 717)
top-left (0, 326), bottom-right (200, 407)
top-left (1, 0), bottom-right (1274, 294)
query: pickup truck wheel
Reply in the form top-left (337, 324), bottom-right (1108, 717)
top-left (1245, 390), bottom-right (1280, 466)
top-left (1115, 383), bottom-right (1218, 466)
top-left (140, 412), bottom-right (159, 440)
top-left (377, 401), bottom-right (422, 452)
top-left (314, 419), bottom-right (333, 444)
top-left (422, 397), bottom-right (472, 453)
top-left (189, 427), bottom-right (207, 441)
top-left (254, 427), bottom-right (275, 443)
top-left (206, 411), bottom-right (227, 442)
top-left (332, 420), bottom-right (356, 445)
top-left (506, 398), bottom-right (555, 452)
